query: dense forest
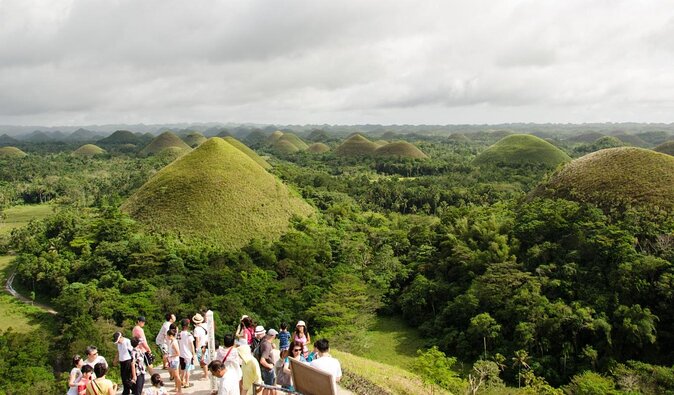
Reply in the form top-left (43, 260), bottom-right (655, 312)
top-left (1, 125), bottom-right (674, 394)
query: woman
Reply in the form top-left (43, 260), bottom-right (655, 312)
top-left (166, 328), bottom-right (183, 394)
top-left (282, 341), bottom-right (307, 392)
top-left (85, 363), bottom-right (116, 395)
top-left (235, 315), bottom-right (255, 346)
top-left (293, 321), bottom-right (311, 359)
top-left (219, 334), bottom-right (242, 395)
top-left (67, 355), bottom-right (83, 395)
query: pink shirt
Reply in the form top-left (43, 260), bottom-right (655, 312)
top-left (132, 325), bottom-right (152, 353)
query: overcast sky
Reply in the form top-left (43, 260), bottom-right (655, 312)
top-left (1, 0), bottom-right (674, 126)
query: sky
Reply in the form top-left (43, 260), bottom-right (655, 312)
top-left (1, 0), bottom-right (674, 126)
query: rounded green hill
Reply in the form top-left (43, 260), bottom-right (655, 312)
top-left (140, 132), bottom-right (191, 156)
top-left (98, 130), bottom-right (141, 145)
top-left (374, 141), bottom-right (428, 159)
top-left (72, 144), bottom-right (105, 157)
top-left (266, 131), bottom-right (284, 145)
top-left (654, 141), bottom-right (674, 156)
top-left (335, 134), bottom-right (378, 156)
top-left (273, 139), bottom-right (301, 154)
top-left (532, 147), bottom-right (674, 212)
top-left (121, 138), bottom-right (313, 250)
top-left (448, 133), bottom-right (470, 142)
top-left (279, 133), bottom-right (309, 150)
top-left (0, 146), bottom-right (27, 158)
top-left (473, 134), bottom-right (571, 168)
top-left (183, 132), bottom-right (207, 147)
top-left (308, 143), bottom-right (330, 153)
top-left (373, 140), bottom-right (388, 147)
top-left (221, 136), bottom-right (271, 169)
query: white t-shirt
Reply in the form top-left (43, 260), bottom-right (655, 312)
top-left (83, 355), bottom-right (108, 370)
top-left (194, 325), bottom-right (207, 348)
top-left (117, 338), bottom-right (133, 362)
top-left (311, 355), bottom-right (342, 382)
top-left (156, 321), bottom-right (171, 345)
top-left (178, 330), bottom-right (194, 359)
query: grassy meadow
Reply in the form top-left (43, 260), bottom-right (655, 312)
top-left (0, 204), bottom-right (54, 237)
top-left (0, 255), bottom-right (48, 332)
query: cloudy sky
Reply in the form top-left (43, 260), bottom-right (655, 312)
top-left (1, 0), bottom-right (674, 126)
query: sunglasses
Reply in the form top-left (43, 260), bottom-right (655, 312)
top-left (293, 348), bottom-right (302, 352)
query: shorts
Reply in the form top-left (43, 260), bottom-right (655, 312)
top-left (169, 359), bottom-right (179, 370)
top-left (261, 368), bottom-right (275, 386)
top-left (180, 357), bottom-right (188, 371)
top-left (197, 350), bottom-right (208, 367)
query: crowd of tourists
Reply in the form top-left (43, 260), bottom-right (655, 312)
top-left (66, 313), bottom-right (342, 395)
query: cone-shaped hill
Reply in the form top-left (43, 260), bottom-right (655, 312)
top-left (373, 140), bottom-right (388, 147)
top-left (0, 146), bottom-right (27, 158)
top-left (221, 136), bottom-right (271, 169)
top-left (98, 130), bottom-right (142, 145)
top-left (279, 133), bottom-right (309, 150)
top-left (140, 132), bottom-right (191, 156)
top-left (266, 131), bottom-right (284, 145)
top-left (72, 144), bottom-right (105, 157)
top-left (447, 133), bottom-right (470, 143)
top-left (183, 132), bottom-right (207, 147)
top-left (273, 139), bottom-right (301, 154)
top-left (334, 134), bottom-right (379, 156)
top-left (308, 143), bottom-right (330, 153)
top-left (374, 141), bottom-right (428, 159)
top-left (531, 147), bottom-right (674, 212)
top-left (473, 134), bottom-right (571, 168)
top-left (122, 138), bottom-right (312, 250)
top-left (654, 141), bottom-right (674, 156)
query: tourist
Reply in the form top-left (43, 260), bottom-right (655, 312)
top-left (258, 329), bottom-right (277, 390)
top-left (238, 345), bottom-right (262, 395)
top-left (83, 346), bottom-right (108, 373)
top-left (166, 328), bottom-right (182, 394)
top-left (235, 315), bottom-right (254, 346)
top-left (277, 323), bottom-right (290, 352)
top-left (178, 318), bottom-right (195, 388)
top-left (282, 341), bottom-right (307, 392)
top-left (143, 373), bottom-right (167, 395)
top-left (220, 334), bottom-right (242, 394)
top-left (310, 339), bottom-right (342, 385)
top-left (192, 313), bottom-right (209, 380)
top-left (85, 362), bottom-right (117, 395)
top-left (131, 337), bottom-right (147, 395)
top-left (274, 349), bottom-right (290, 392)
top-left (132, 316), bottom-right (154, 374)
top-left (113, 331), bottom-right (134, 395)
top-left (67, 354), bottom-right (84, 395)
top-left (208, 360), bottom-right (240, 395)
top-left (156, 313), bottom-right (175, 369)
top-left (77, 365), bottom-right (93, 395)
top-left (252, 325), bottom-right (265, 354)
top-left (293, 321), bottom-right (311, 359)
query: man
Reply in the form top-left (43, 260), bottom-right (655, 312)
top-left (156, 313), bottom-right (175, 369)
top-left (239, 345), bottom-right (262, 395)
top-left (83, 345), bottom-right (108, 371)
top-left (257, 328), bottom-right (277, 391)
top-left (132, 316), bottom-right (154, 374)
top-left (178, 318), bottom-right (195, 388)
top-left (207, 360), bottom-right (236, 395)
top-left (310, 339), bottom-right (342, 385)
top-left (251, 325), bottom-right (265, 356)
top-left (113, 331), bottom-right (134, 395)
top-left (192, 313), bottom-right (209, 380)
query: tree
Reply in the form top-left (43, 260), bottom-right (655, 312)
top-left (412, 346), bottom-right (465, 394)
top-left (468, 360), bottom-right (503, 395)
top-left (467, 312), bottom-right (501, 359)
top-left (512, 349), bottom-right (530, 388)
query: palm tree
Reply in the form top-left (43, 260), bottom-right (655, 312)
top-left (511, 349), bottom-right (530, 388)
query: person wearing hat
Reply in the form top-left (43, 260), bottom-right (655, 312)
top-left (258, 329), bottom-right (278, 388)
top-left (294, 320), bottom-right (311, 359)
top-left (192, 313), bottom-right (209, 381)
top-left (235, 315), bottom-right (255, 346)
top-left (113, 331), bottom-right (134, 395)
top-left (251, 325), bottom-right (265, 356)
top-left (132, 316), bottom-right (154, 374)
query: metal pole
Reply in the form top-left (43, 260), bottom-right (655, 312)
top-left (206, 310), bottom-right (216, 392)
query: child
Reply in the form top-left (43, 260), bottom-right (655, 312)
top-left (166, 329), bottom-right (183, 394)
top-left (143, 373), bottom-right (167, 395)
top-left (68, 355), bottom-right (83, 395)
top-left (278, 323), bottom-right (290, 352)
top-left (77, 365), bottom-right (93, 395)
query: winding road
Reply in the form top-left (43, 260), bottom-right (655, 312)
top-left (4, 264), bottom-right (58, 315)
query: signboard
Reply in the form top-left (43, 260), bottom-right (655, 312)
top-left (289, 358), bottom-right (336, 395)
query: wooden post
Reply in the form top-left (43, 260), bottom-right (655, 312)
top-left (206, 310), bottom-right (216, 392)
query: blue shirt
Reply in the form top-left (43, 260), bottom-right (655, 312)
top-left (278, 331), bottom-right (291, 349)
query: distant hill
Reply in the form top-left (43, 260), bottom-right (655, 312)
top-left (72, 144), bottom-right (105, 157)
top-left (307, 142), bottom-right (330, 153)
top-left (381, 131), bottom-right (400, 140)
top-left (373, 140), bottom-right (388, 147)
top-left (612, 133), bottom-right (649, 147)
top-left (122, 138), bottom-right (312, 250)
top-left (473, 134), bottom-right (571, 168)
top-left (531, 147), bottom-right (674, 212)
top-left (306, 129), bottom-right (329, 142)
top-left (66, 128), bottom-right (101, 142)
top-left (97, 130), bottom-right (143, 145)
top-left (278, 133), bottom-right (308, 150)
top-left (140, 132), bottom-right (191, 156)
top-left (221, 136), bottom-right (271, 169)
top-left (0, 134), bottom-right (19, 145)
top-left (266, 131), bottom-right (284, 145)
top-left (335, 134), bottom-right (379, 156)
top-left (183, 132), bottom-right (207, 148)
top-left (244, 130), bottom-right (268, 148)
top-left (0, 147), bottom-right (27, 158)
top-left (272, 139), bottom-right (301, 154)
top-left (20, 130), bottom-right (53, 142)
top-left (565, 131), bottom-right (605, 143)
top-left (374, 141), bottom-right (428, 159)
top-left (447, 133), bottom-right (470, 143)
top-left (636, 131), bottom-right (671, 146)
top-left (654, 141), bottom-right (674, 156)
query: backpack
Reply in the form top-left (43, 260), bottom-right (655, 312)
top-left (253, 341), bottom-right (262, 361)
top-left (275, 358), bottom-right (291, 387)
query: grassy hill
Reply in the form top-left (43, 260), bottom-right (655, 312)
top-left (308, 142), bottom-right (330, 153)
top-left (183, 132), bottom-right (207, 147)
top-left (0, 134), bottom-right (19, 145)
top-left (447, 133), bottom-right (470, 142)
top-left (473, 134), bottom-right (571, 168)
top-left (373, 140), bottom-right (388, 147)
top-left (279, 133), bottom-right (309, 150)
top-left (72, 144), bottom-right (105, 157)
top-left (139, 131), bottom-right (191, 156)
top-left (565, 131), bottom-right (605, 144)
top-left (335, 134), bottom-right (379, 156)
top-left (122, 138), bottom-right (312, 250)
top-left (374, 141), bottom-right (428, 159)
top-left (266, 130), bottom-right (284, 145)
top-left (612, 133), bottom-right (649, 147)
top-left (221, 136), bottom-right (271, 169)
top-left (97, 130), bottom-right (142, 145)
top-left (532, 147), bottom-right (674, 212)
top-left (654, 141), bottom-right (674, 156)
top-left (0, 147), bottom-right (27, 158)
top-left (272, 139), bottom-right (300, 154)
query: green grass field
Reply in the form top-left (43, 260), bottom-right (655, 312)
top-left (0, 204), bottom-right (54, 236)
top-left (0, 255), bottom-right (48, 332)
top-left (356, 316), bottom-right (427, 371)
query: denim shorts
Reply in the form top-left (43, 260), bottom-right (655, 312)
top-left (261, 368), bottom-right (275, 385)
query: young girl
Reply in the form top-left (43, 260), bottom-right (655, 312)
top-left (166, 329), bottom-right (183, 394)
top-left (77, 365), bottom-right (93, 395)
top-left (278, 322), bottom-right (290, 352)
top-left (294, 321), bottom-right (311, 359)
top-left (67, 355), bottom-right (84, 395)
top-left (235, 315), bottom-right (255, 346)
top-left (144, 373), bottom-right (168, 395)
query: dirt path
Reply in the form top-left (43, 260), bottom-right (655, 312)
top-left (4, 265), bottom-right (58, 315)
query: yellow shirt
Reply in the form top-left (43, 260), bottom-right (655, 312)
top-left (86, 378), bottom-right (114, 395)
top-left (238, 345), bottom-right (262, 392)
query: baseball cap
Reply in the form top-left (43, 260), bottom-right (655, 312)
top-left (267, 329), bottom-right (278, 336)
top-left (112, 332), bottom-right (122, 343)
